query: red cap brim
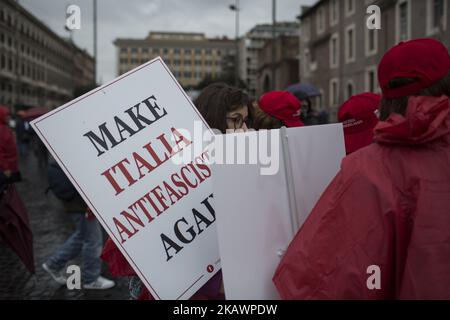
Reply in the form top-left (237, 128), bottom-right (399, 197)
top-left (283, 119), bottom-right (304, 128)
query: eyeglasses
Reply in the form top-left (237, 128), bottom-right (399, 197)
top-left (226, 115), bottom-right (250, 130)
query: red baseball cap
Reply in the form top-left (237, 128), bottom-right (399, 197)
top-left (338, 93), bottom-right (381, 154)
top-left (378, 38), bottom-right (450, 99)
top-left (258, 91), bottom-right (304, 128)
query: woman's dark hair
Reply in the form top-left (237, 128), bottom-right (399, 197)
top-left (380, 71), bottom-right (450, 121)
top-left (194, 83), bottom-right (251, 133)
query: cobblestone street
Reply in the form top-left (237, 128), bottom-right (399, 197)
top-left (0, 147), bottom-right (129, 300)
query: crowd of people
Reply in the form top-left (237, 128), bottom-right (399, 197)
top-left (1, 37), bottom-right (449, 299)
top-left (100, 38), bottom-right (450, 300)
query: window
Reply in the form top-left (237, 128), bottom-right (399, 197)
top-left (365, 27), bottom-right (378, 56)
top-left (131, 47), bottom-right (138, 54)
top-left (345, 0), bottom-right (356, 16)
top-left (427, 0), bottom-right (447, 35)
top-left (365, 66), bottom-right (378, 93)
top-left (330, 0), bottom-right (339, 26)
top-left (330, 33), bottom-right (339, 68)
top-left (396, 0), bottom-right (411, 42)
top-left (330, 78), bottom-right (339, 107)
top-left (345, 24), bottom-right (356, 63)
top-left (432, 0), bottom-right (445, 29)
top-left (346, 81), bottom-right (354, 99)
top-left (316, 7), bottom-right (326, 34)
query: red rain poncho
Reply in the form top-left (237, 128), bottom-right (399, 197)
top-left (0, 107), bottom-right (18, 173)
top-left (273, 96), bottom-right (450, 299)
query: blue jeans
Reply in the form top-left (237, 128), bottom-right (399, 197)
top-left (46, 212), bottom-right (102, 283)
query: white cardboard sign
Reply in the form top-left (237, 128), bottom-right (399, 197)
top-left (31, 58), bottom-right (220, 300)
top-left (213, 125), bottom-right (345, 300)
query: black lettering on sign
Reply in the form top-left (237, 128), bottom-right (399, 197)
top-left (161, 194), bottom-right (215, 262)
top-left (83, 95), bottom-right (168, 157)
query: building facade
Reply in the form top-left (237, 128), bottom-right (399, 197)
top-left (0, 0), bottom-right (94, 109)
top-left (299, 0), bottom-right (450, 121)
top-left (114, 32), bottom-right (236, 89)
top-left (257, 35), bottom-right (300, 97)
top-left (239, 22), bottom-right (299, 98)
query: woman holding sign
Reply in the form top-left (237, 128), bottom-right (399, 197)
top-left (100, 83), bottom-right (251, 300)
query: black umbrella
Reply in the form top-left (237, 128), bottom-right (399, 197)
top-left (287, 83), bottom-right (321, 101)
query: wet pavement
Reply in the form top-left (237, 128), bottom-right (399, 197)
top-left (0, 145), bottom-right (129, 300)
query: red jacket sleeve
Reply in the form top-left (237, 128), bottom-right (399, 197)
top-left (0, 126), bottom-right (19, 172)
top-left (273, 158), bottom-right (396, 300)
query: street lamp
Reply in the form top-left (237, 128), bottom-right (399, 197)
top-left (229, 0), bottom-right (240, 87)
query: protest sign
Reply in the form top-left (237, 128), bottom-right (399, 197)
top-left (212, 124), bottom-right (345, 300)
top-left (31, 58), bottom-right (220, 300)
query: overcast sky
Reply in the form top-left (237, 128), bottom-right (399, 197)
top-left (19, 0), bottom-right (316, 84)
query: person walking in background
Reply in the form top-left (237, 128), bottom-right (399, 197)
top-left (273, 38), bottom-right (450, 299)
top-left (0, 106), bottom-right (19, 178)
top-left (253, 91), bottom-right (304, 130)
top-left (0, 106), bottom-right (34, 273)
top-left (14, 112), bottom-right (30, 158)
top-left (42, 160), bottom-right (115, 290)
top-left (337, 93), bottom-right (381, 155)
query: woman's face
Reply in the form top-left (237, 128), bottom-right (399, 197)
top-left (226, 105), bottom-right (249, 132)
